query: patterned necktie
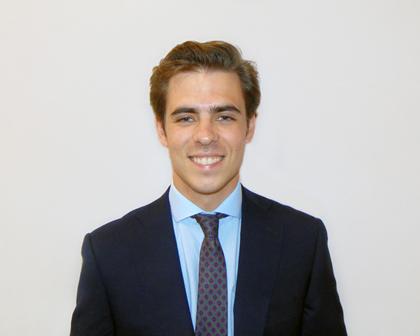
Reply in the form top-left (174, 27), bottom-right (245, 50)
top-left (192, 212), bottom-right (228, 336)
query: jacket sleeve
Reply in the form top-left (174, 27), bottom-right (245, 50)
top-left (70, 234), bottom-right (114, 336)
top-left (301, 220), bottom-right (347, 336)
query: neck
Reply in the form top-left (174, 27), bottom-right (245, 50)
top-left (173, 176), bottom-right (239, 211)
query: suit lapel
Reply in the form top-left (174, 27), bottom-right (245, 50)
top-left (234, 187), bottom-right (285, 336)
top-left (128, 189), bottom-right (194, 335)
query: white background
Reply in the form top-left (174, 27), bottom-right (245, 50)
top-left (1, 0), bottom-right (419, 335)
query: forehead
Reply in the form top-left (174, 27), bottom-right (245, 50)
top-left (166, 70), bottom-right (245, 110)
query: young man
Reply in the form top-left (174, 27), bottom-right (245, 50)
top-left (71, 41), bottom-right (347, 336)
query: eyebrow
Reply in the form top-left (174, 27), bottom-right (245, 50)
top-left (170, 104), bottom-right (241, 117)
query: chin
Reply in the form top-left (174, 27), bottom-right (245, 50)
top-left (188, 182), bottom-right (222, 196)
top-left (190, 177), bottom-right (237, 196)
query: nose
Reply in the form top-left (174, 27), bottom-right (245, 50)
top-left (193, 118), bottom-right (218, 145)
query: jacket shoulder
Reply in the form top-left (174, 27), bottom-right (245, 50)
top-left (242, 186), bottom-right (325, 234)
top-left (89, 189), bottom-right (170, 241)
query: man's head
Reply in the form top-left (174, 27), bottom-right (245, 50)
top-left (150, 40), bottom-right (260, 124)
top-left (150, 41), bottom-right (260, 210)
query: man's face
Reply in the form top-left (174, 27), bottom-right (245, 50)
top-left (156, 70), bottom-right (256, 208)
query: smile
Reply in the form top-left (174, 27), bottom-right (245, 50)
top-left (189, 156), bottom-right (224, 166)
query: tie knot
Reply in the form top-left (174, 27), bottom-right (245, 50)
top-left (192, 213), bottom-right (227, 239)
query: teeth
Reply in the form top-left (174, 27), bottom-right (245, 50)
top-left (191, 156), bottom-right (222, 165)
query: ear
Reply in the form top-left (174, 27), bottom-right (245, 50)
top-left (155, 118), bottom-right (168, 147)
top-left (245, 115), bottom-right (256, 143)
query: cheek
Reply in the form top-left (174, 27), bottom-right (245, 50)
top-left (165, 128), bottom-right (184, 146)
top-left (222, 131), bottom-right (248, 153)
top-left (166, 134), bottom-right (189, 156)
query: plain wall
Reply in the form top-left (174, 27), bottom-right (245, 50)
top-left (1, 0), bottom-right (419, 334)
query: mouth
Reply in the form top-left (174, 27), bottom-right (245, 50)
top-left (189, 155), bottom-right (224, 166)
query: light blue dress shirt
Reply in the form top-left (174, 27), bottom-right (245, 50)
top-left (169, 182), bottom-right (242, 336)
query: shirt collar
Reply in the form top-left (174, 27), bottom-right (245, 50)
top-left (169, 182), bottom-right (242, 222)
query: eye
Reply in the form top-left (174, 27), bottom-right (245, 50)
top-left (176, 116), bottom-right (194, 123)
top-left (217, 115), bottom-right (235, 122)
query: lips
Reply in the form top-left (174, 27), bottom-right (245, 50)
top-left (189, 156), bottom-right (224, 165)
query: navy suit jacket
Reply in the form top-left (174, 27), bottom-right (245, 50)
top-left (71, 186), bottom-right (347, 336)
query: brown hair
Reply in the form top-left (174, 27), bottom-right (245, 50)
top-left (149, 40), bottom-right (260, 122)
